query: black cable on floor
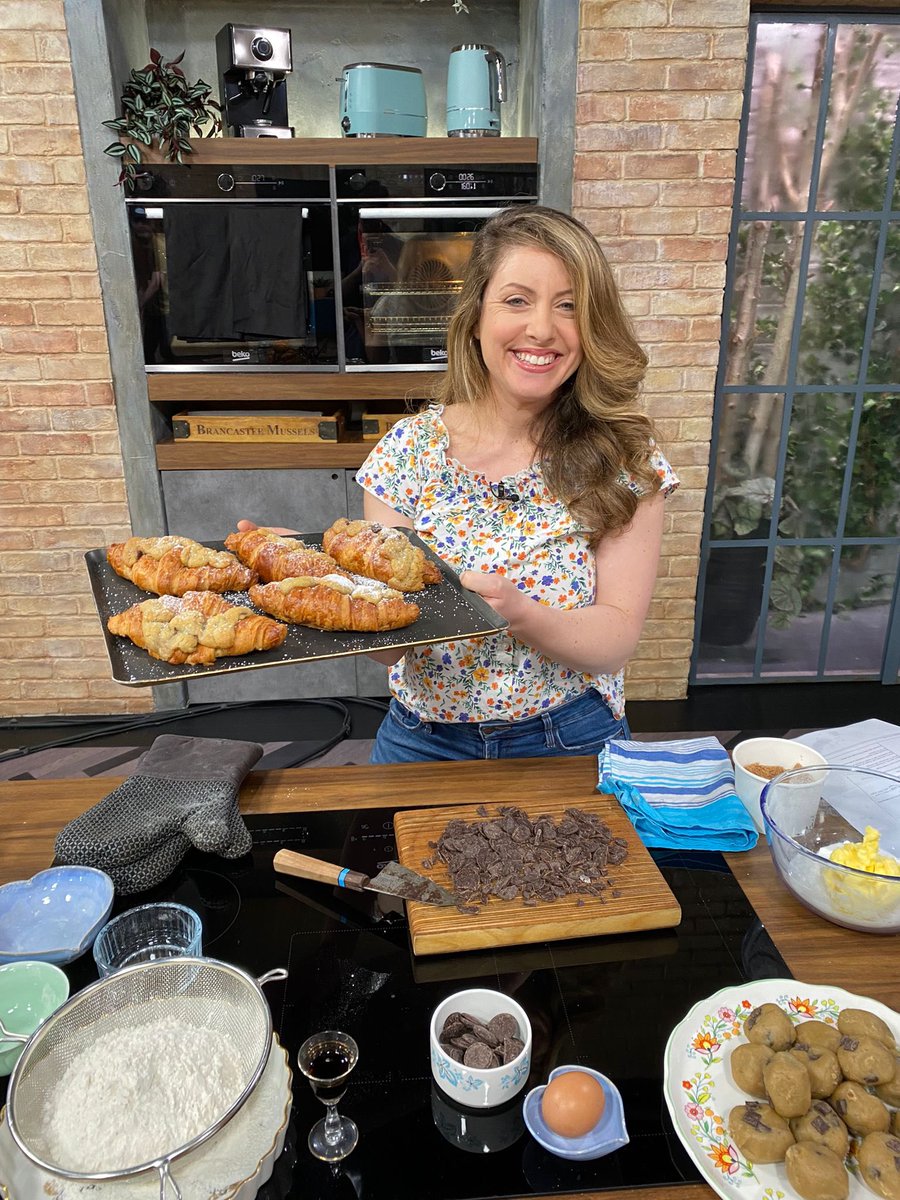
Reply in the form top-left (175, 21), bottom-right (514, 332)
top-left (0, 697), bottom-right (389, 767)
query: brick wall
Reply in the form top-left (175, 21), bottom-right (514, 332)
top-left (0, 0), bottom-right (151, 716)
top-left (576, 0), bottom-right (748, 700)
top-left (1, 1), bottom-right (748, 716)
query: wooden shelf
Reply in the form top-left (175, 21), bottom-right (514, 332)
top-left (146, 372), bottom-right (438, 404)
top-left (136, 136), bottom-right (538, 167)
top-left (155, 437), bottom-right (372, 471)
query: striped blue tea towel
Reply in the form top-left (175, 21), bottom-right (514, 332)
top-left (597, 737), bottom-right (758, 852)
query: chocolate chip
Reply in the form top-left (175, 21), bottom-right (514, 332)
top-left (502, 1036), bottom-right (524, 1064)
top-left (439, 1009), bottom-right (523, 1069)
top-left (463, 1042), bottom-right (495, 1069)
top-left (487, 1012), bottom-right (519, 1040)
top-left (471, 1023), bottom-right (500, 1048)
top-left (440, 1041), bottom-right (465, 1063)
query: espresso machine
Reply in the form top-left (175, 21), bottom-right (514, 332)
top-left (216, 24), bottom-right (294, 137)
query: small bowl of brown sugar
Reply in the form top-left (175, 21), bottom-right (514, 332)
top-left (732, 737), bottom-right (827, 831)
top-left (430, 987), bottom-right (532, 1109)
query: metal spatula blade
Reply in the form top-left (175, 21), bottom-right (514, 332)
top-left (273, 848), bottom-right (457, 907)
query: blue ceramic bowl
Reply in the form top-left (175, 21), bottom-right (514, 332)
top-left (523, 1065), bottom-right (629, 1161)
top-left (0, 866), bottom-right (115, 965)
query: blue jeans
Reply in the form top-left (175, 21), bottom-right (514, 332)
top-left (369, 689), bottom-right (630, 763)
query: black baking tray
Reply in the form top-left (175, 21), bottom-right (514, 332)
top-left (85, 532), bottom-right (508, 687)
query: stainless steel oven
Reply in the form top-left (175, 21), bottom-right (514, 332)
top-left (126, 163), bottom-right (336, 371)
top-left (336, 163), bottom-right (538, 370)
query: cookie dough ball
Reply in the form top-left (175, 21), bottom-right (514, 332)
top-left (746, 1002), bottom-right (796, 1052)
top-left (837, 1008), bottom-right (896, 1051)
top-left (830, 1080), bottom-right (891, 1137)
top-left (874, 1055), bottom-right (900, 1107)
top-left (730, 1042), bottom-right (775, 1098)
top-left (790, 1099), bottom-right (851, 1160)
top-left (837, 1034), bottom-right (897, 1086)
top-left (791, 1043), bottom-right (843, 1099)
top-left (728, 1102), bottom-right (794, 1163)
top-left (857, 1132), bottom-right (900, 1200)
top-left (764, 1050), bottom-right (812, 1118)
top-left (784, 1141), bottom-right (849, 1200)
top-left (795, 1020), bottom-right (842, 1053)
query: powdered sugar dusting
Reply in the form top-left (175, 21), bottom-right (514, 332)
top-left (88, 533), bottom-right (507, 685)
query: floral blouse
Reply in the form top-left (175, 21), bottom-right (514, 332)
top-left (355, 405), bottom-right (679, 723)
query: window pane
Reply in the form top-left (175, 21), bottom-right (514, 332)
top-left (711, 394), bottom-right (785, 539)
top-left (781, 393), bottom-right (852, 538)
top-left (817, 26), bottom-right (900, 212)
top-left (741, 23), bottom-right (828, 213)
top-left (825, 544), bottom-right (900, 673)
top-left (845, 392), bottom-right (900, 536)
top-left (695, 547), bottom-right (766, 677)
top-left (797, 220), bottom-right (879, 386)
top-left (726, 221), bottom-right (801, 387)
top-left (868, 222), bottom-right (900, 384)
top-left (761, 545), bottom-right (834, 675)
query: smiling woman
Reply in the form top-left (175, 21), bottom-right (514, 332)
top-left (354, 205), bottom-right (680, 763)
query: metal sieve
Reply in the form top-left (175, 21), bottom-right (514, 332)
top-left (6, 956), bottom-right (288, 1200)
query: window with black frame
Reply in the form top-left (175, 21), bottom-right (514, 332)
top-left (693, 14), bottom-right (900, 685)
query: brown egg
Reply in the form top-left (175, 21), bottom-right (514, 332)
top-left (541, 1070), bottom-right (606, 1138)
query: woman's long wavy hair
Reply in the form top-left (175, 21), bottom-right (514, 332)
top-left (434, 205), bottom-right (660, 544)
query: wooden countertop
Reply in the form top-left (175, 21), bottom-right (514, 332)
top-left (2, 754), bottom-right (896, 1200)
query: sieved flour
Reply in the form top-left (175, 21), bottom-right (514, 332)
top-left (44, 1014), bottom-right (245, 1172)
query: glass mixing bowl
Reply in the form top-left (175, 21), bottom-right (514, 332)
top-left (760, 764), bottom-right (900, 933)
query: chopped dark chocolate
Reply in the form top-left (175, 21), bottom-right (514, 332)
top-left (435, 805), bottom-right (627, 908)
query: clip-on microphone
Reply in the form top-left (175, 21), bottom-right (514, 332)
top-left (490, 480), bottom-right (521, 503)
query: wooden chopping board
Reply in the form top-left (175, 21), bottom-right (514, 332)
top-left (393, 795), bottom-right (682, 956)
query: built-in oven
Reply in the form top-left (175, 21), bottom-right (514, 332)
top-left (125, 164), bottom-right (336, 370)
top-left (335, 163), bottom-right (539, 370)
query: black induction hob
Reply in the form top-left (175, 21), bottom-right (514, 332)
top-left (20, 811), bottom-right (790, 1200)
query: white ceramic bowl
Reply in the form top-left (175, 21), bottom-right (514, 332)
top-left (430, 987), bottom-right (532, 1110)
top-left (731, 737), bottom-right (827, 831)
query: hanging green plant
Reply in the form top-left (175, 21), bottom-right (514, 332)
top-left (102, 48), bottom-right (222, 190)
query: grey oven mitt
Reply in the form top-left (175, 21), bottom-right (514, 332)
top-left (54, 734), bottom-right (262, 895)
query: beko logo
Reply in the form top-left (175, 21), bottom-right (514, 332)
top-left (231, 349), bottom-right (252, 361)
top-left (429, 348), bottom-right (448, 360)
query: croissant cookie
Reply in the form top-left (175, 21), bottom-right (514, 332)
top-left (108, 591), bottom-right (287, 665)
top-left (249, 573), bottom-right (420, 632)
top-left (224, 527), bottom-right (343, 583)
top-left (322, 518), bottom-right (442, 592)
top-left (107, 536), bottom-right (257, 596)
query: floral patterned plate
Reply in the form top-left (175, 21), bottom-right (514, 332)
top-left (663, 978), bottom-right (900, 1200)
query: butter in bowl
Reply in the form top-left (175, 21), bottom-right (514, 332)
top-left (760, 764), bottom-right (900, 932)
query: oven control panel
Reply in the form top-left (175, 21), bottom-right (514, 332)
top-left (336, 164), bottom-right (538, 200)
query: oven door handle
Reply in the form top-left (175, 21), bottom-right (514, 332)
top-left (358, 207), bottom-right (506, 220)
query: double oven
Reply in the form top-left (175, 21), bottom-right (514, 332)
top-left (126, 160), bottom-right (539, 373)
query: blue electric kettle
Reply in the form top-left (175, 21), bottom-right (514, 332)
top-left (446, 43), bottom-right (505, 137)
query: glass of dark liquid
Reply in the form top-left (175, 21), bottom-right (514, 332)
top-left (297, 1029), bottom-right (359, 1161)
